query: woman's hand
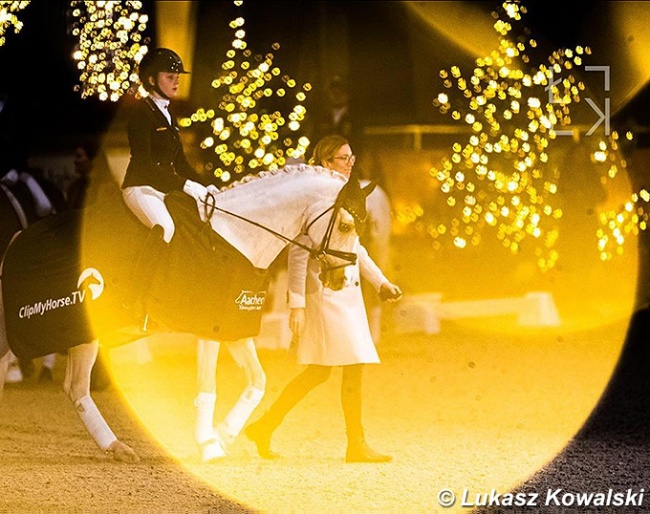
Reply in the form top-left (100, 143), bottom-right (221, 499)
top-left (379, 281), bottom-right (403, 302)
top-left (289, 307), bottom-right (306, 344)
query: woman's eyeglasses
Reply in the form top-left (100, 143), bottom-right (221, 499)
top-left (333, 154), bottom-right (356, 165)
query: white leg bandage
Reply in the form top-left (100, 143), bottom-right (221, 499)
top-left (74, 395), bottom-right (117, 451)
top-left (194, 391), bottom-right (217, 444)
top-left (42, 353), bottom-right (56, 369)
top-left (0, 352), bottom-right (9, 393)
top-left (195, 392), bottom-right (226, 462)
top-left (217, 386), bottom-right (264, 446)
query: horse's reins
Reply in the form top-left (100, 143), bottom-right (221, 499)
top-left (199, 192), bottom-right (357, 269)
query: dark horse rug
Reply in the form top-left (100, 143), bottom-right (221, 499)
top-left (2, 191), bottom-right (270, 360)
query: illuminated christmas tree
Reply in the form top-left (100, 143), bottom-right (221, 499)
top-left (0, 1), bottom-right (30, 47)
top-left (596, 169), bottom-right (650, 262)
top-left (179, 0), bottom-right (311, 184)
top-left (427, 1), bottom-right (630, 270)
top-left (69, 0), bottom-right (149, 102)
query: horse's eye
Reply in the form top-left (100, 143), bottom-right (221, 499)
top-left (338, 222), bottom-right (353, 234)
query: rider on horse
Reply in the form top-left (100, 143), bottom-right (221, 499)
top-left (120, 48), bottom-right (213, 328)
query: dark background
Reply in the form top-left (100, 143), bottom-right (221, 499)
top-left (2, 1), bottom-right (647, 156)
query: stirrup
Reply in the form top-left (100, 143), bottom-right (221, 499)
top-left (140, 313), bottom-right (150, 332)
top-left (137, 312), bottom-right (158, 333)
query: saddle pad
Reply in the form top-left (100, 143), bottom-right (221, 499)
top-left (1, 210), bottom-right (96, 360)
top-left (151, 192), bottom-right (271, 341)
top-left (1, 192), bottom-right (271, 360)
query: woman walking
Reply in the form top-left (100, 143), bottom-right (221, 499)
top-left (246, 135), bottom-right (402, 463)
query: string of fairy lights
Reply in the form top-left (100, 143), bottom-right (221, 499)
top-left (587, 129), bottom-right (637, 262)
top-left (69, 0), bottom-right (149, 102)
top-left (426, 1), bottom-right (635, 271)
top-left (177, 0), bottom-right (311, 184)
top-left (0, 1), bottom-right (30, 47)
top-left (597, 184), bottom-right (650, 262)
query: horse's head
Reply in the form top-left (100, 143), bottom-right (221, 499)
top-left (305, 167), bottom-right (376, 290)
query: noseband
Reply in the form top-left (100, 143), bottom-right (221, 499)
top-left (304, 204), bottom-right (357, 272)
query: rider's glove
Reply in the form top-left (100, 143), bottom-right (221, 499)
top-left (183, 180), bottom-right (208, 202)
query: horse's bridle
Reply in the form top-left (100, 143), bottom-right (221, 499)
top-left (200, 192), bottom-right (358, 271)
top-left (304, 202), bottom-right (358, 272)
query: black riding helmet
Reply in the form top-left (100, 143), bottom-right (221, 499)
top-left (138, 48), bottom-right (189, 97)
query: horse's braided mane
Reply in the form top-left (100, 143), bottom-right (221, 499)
top-left (217, 163), bottom-right (345, 192)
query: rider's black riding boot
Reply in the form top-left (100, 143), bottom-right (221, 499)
top-left (129, 225), bottom-right (168, 331)
top-left (342, 365), bottom-right (392, 463)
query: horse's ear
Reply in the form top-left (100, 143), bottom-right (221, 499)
top-left (362, 180), bottom-right (377, 197)
top-left (337, 170), bottom-right (370, 235)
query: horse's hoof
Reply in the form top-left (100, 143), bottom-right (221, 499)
top-left (107, 440), bottom-right (140, 463)
top-left (199, 435), bottom-right (227, 463)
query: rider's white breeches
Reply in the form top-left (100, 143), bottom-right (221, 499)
top-left (122, 186), bottom-right (175, 243)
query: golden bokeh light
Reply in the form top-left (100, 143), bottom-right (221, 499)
top-left (69, 0), bottom-right (149, 101)
top-left (0, 0), bottom-right (29, 47)
top-left (406, 1), bottom-right (632, 274)
top-left (178, 0), bottom-right (311, 184)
